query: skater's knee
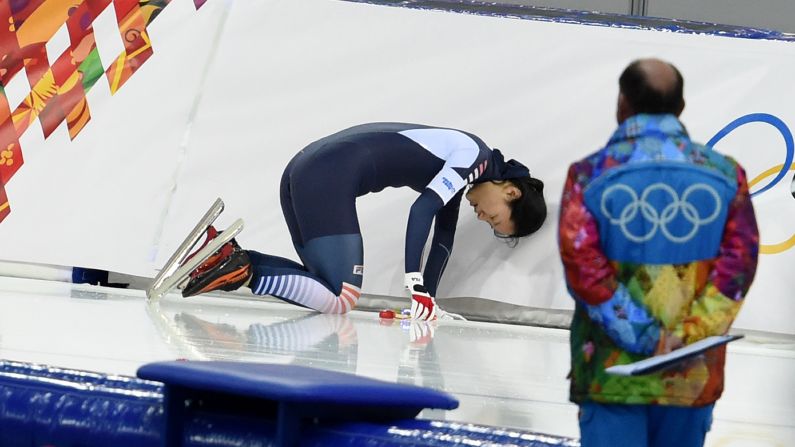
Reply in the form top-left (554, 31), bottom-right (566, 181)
top-left (333, 282), bottom-right (361, 314)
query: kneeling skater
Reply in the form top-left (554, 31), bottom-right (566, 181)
top-left (183, 123), bottom-right (547, 320)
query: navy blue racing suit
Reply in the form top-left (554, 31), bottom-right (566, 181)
top-left (247, 123), bottom-right (502, 313)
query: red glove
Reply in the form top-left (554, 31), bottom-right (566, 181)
top-left (405, 272), bottom-right (436, 321)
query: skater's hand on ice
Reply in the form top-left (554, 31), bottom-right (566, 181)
top-left (405, 272), bottom-right (436, 321)
top-left (410, 291), bottom-right (436, 321)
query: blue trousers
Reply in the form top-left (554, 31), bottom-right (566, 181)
top-left (578, 402), bottom-right (714, 447)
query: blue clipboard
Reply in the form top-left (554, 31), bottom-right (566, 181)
top-left (605, 334), bottom-right (743, 376)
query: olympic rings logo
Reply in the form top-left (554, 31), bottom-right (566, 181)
top-left (601, 182), bottom-right (722, 243)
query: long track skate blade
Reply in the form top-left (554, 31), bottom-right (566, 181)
top-left (148, 218), bottom-right (244, 301)
top-left (147, 198), bottom-right (225, 301)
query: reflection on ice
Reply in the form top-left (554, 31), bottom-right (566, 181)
top-left (0, 276), bottom-right (791, 444)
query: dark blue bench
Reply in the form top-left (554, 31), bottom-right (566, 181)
top-left (137, 361), bottom-right (459, 446)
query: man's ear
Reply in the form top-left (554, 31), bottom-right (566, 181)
top-left (617, 93), bottom-right (631, 124)
top-left (676, 99), bottom-right (686, 117)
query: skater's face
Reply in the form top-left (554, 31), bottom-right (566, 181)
top-left (465, 181), bottom-right (521, 236)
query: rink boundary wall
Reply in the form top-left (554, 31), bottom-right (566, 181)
top-left (344, 0), bottom-right (795, 42)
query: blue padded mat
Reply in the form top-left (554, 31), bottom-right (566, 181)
top-left (138, 360), bottom-right (459, 410)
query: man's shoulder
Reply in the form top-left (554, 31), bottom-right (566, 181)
top-left (571, 142), bottom-right (617, 165)
top-left (567, 142), bottom-right (633, 183)
top-left (684, 140), bottom-right (741, 180)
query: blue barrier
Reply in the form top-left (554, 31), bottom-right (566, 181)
top-left (0, 359), bottom-right (580, 446)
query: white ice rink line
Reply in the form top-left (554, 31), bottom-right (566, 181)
top-left (0, 276), bottom-right (792, 446)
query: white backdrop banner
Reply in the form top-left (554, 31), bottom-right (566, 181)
top-left (0, 0), bottom-right (792, 334)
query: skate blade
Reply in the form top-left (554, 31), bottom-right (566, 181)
top-left (147, 198), bottom-right (225, 301)
top-left (148, 218), bottom-right (244, 301)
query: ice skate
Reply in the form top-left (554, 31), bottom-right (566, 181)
top-left (181, 238), bottom-right (251, 297)
top-left (147, 198), bottom-right (244, 301)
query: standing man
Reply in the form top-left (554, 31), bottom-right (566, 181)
top-left (558, 58), bottom-right (759, 446)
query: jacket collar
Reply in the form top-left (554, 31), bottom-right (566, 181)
top-left (607, 114), bottom-right (689, 146)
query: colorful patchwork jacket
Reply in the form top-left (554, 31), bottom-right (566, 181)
top-left (559, 114), bottom-right (759, 406)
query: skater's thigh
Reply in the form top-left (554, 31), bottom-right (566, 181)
top-left (289, 191), bottom-right (363, 293)
top-left (289, 175), bottom-right (362, 291)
